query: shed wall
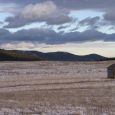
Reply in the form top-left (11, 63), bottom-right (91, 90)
top-left (108, 68), bottom-right (115, 78)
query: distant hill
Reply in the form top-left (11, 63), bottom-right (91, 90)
top-left (0, 49), bottom-right (113, 61)
top-left (104, 57), bottom-right (115, 61)
top-left (26, 51), bottom-right (107, 61)
top-left (0, 49), bottom-right (42, 61)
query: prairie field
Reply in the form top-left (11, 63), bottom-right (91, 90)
top-left (0, 61), bottom-right (115, 115)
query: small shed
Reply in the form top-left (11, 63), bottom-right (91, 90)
top-left (108, 64), bottom-right (115, 79)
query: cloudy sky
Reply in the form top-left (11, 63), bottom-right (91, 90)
top-left (0, 0), bottom-right (115, 57)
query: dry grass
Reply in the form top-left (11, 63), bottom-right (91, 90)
top-left (0, 61), bottom-right (114, 114)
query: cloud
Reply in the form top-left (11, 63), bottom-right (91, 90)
top-left (0, 41), bottom-right (36, 50)
top-left (4, 1), bottom-right (73, 28)
top-left (1, 0), bottom-right (115, 10)
top-left (0, 3), bottom-right (20, 13)
top-left (0, 28), bottom-right (12, 41)
top-left (13, 28), bottom-right (60, 43)
top-left (61, 30), bottom-right (106, 43)
top-left (1, 0), bottom-right (115, 16)
top-left (0, 28), bottom-right (9, 34)
top-left (21, 1), bottom-right (57, 19)
top-left (0, 28), bottom-right (115, 44)
top-left (13, 29), bottom-right (106, 44)
top-left (57, 25), bottom-right (69, 30)
top-left (1, 0), bottom-right (115, 29)
top-left (79, 17), bottom-right (100, 29)
top-left (103, 11), bottom-right (115, 24)
top-left (0, 22), bottom-right (3, 24)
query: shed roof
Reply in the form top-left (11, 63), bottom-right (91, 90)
top-left (108, 64), bottom-right (115, 69)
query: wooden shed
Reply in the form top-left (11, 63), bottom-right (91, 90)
top-left (108, 64), bottom-right (115, 79)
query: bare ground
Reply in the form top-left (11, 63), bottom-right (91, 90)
top-left (0, 61), bottom-right (114, 115)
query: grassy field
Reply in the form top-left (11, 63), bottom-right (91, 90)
top-left (0, 61), bottom-right (115, 115)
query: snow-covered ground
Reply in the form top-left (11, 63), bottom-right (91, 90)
top-left (0, 61), bottom-right (114, 115)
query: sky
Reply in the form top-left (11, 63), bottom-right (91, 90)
top-left (0, 0), bottom-right (115, 57)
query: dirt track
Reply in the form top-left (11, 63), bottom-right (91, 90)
top-left (0, 61), bottom-right (115, 115)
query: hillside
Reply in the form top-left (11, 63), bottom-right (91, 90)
top-left (0, 49), bottom-right (113, 61)
top-left (29, 51), bottom-right (107, 61)
top-left (0, 49), bottom-right (42, 61)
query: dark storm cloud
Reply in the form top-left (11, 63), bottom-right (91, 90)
top-left (0, 28), bottom-right (115, 44)
top-left (60, 30), bottom-right (106, 43)
top-left (13, 28), bottom-right (60, 43)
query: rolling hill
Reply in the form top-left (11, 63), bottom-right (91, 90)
top-left (0, 49), bottom-right (111, 61)
top-left (0, 49), bottom-right (42, 61)
top-left (29, 51), bottom-right (107, 61)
